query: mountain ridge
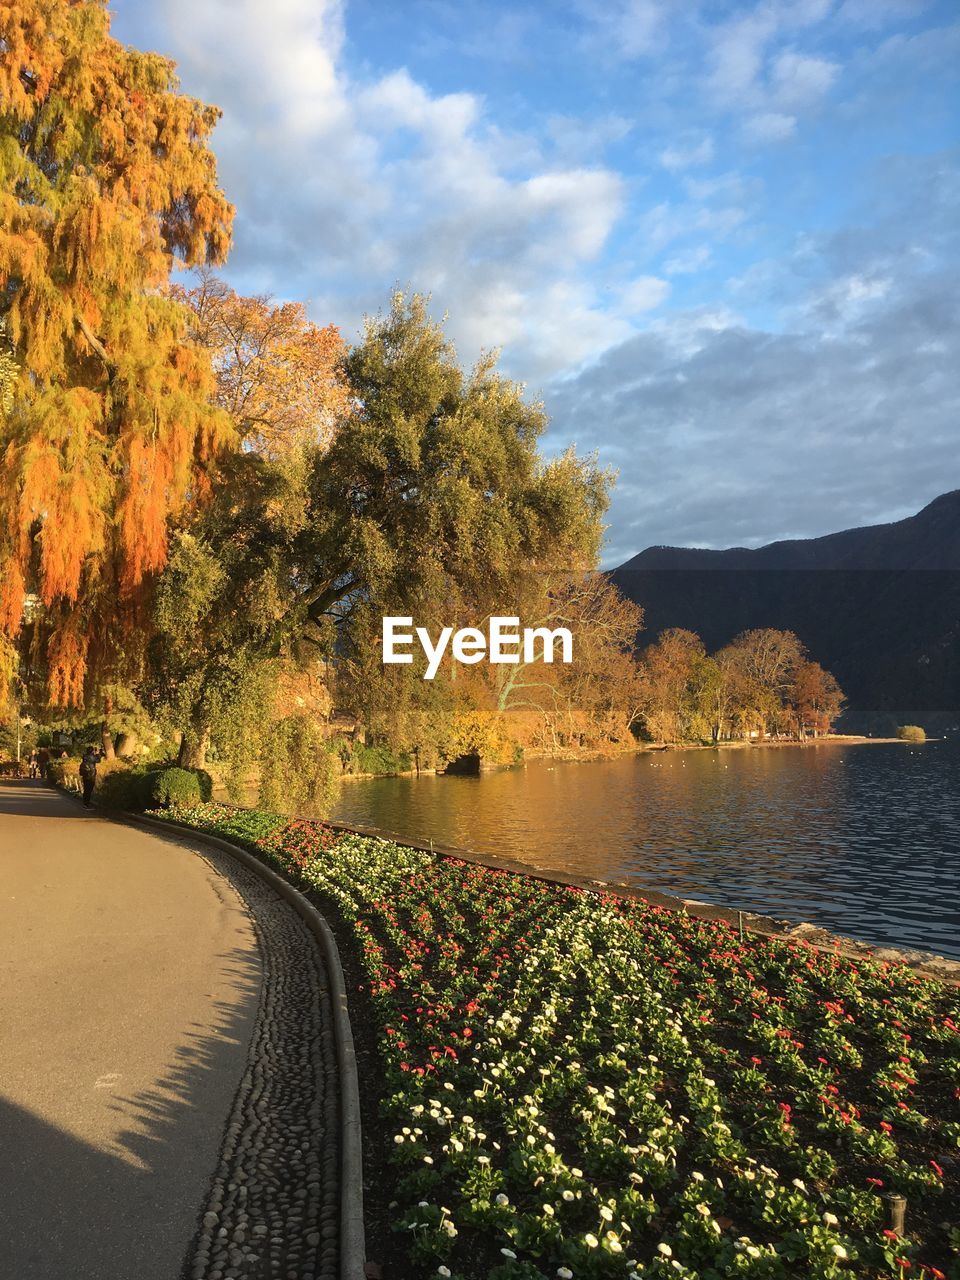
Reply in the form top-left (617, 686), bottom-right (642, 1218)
top-left (612, 490), bottom-right (960, 731)
top-left (617, 490), bottom-right (960, 573)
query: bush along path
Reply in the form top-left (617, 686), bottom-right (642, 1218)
top-left (149, 832), bottom-right (342, 1280)
top-left (151, 803), bottom-right (960, 1280)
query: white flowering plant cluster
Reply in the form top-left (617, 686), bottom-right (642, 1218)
top-left (162, 805), bottom-right (960, 1280)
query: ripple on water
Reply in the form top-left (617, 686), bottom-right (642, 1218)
top-left (332, 741), bottom-right (960, 960)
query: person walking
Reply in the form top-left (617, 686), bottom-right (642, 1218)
top-left (79, 747), bottom-right (100, 809)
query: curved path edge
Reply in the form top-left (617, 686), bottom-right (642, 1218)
top-left (120, 813), bottom-right (368, 1280)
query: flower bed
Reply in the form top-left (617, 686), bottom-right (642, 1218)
top-left (158, 803), bottom-right (960, 1280)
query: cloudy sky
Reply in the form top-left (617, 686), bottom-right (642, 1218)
top-left (111, 0), bottom-right (959, 564)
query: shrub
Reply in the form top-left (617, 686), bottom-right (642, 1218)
top-left (897, 724), bottom-right (926, 742)
top-left (147, 766), bottom-right (202, 808)
top-left (350, 743), bottom-right (412, 775)
top-left (47, 757), bottom-right (81, 790)
top-left (96, 767), bottom-right (152, 811)
top-left (193, 767), bottom-right (214, 801)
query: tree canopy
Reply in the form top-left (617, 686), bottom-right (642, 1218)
top-left (0, 0), bottom-right (233, 704)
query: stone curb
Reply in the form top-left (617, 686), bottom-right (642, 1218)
top-left (122, 812), bottom-right (368, 1280)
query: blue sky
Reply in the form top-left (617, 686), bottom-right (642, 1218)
top-left (111, 0), bottom-right (959, 563)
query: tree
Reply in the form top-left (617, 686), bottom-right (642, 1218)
top-left (173, 270), bottom-right (349, 455)
top-left (722, 629), bottom-right (806, 738)
top-left (491, 573), bottom-right (644, 752)
top-left (791, 660), bottom-right (844, 738)
top-left (298, 294), bottom-right (610, 640)
top-left (0, 0), bottom-right (234, 705)
top-left (637, 628), bottom-right (708, 743)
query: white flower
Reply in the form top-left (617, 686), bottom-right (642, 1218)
top-left (792, 1178), bottom-right (807, 1191)
top-left (562, 1190), bottom-right (575, 1201)
top-left (599, 1206), bottom-right (614, 1221)
top-left (557, 1270), bottom-right (573, 1279)
top-left (657, 1243), bottom-right (672, 1257)
top-left (495, 1194), bottom-right (510, 1207)
top-left (746, 1246), bottom-right (760, 1259)
top-left (832, 1245), bottom-right (848, 1260)
top-left (501, 1248), bottom-right (517, 1259)
top-left (438, 1269), bottom-right (451, 1278)
top-left (823, 1212), bottom-right (839, 1226)
top-left (584, 1233), bottom-right (599, 1248)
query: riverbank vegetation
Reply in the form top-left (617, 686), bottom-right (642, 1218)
top-left (152, 801), bottom-right (960, 1280)
top-left (0, 1), bottom-right (845, 803)
top-left (637, 627), bottom-right (845, 746)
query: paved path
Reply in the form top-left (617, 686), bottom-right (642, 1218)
top-left (0, 782), bottom-right (340, 1280)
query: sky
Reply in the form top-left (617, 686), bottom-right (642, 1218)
top-left (110, 0), bottom-right (960, 564)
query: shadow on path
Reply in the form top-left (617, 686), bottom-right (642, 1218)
top-left (0, 944), bottom-right (260, 1280)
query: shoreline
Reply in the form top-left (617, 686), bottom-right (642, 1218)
top-left (321, 811), bottom-right (960, 985)
top-left (330, 734), bottom-right (911, 781)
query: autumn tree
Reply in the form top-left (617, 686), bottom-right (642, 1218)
top-left (174, 270), bottom-right (349, 454)
top-left (790, 659), bottom-right (844, 738)
top-left (0, 0), bottom-right (234, 709)
top-left (489, 573), bottom-right (644, 752)
top-left (637, 628), bottom-right (710, 743)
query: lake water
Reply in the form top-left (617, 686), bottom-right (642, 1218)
top-left (332, 741), bottom-right (960, 960)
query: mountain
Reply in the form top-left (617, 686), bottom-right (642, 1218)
top-left (612, 491), bottom-right (960, 732)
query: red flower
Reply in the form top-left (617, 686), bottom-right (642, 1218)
top-left (929, 1160), bottom-right (944, 1178)
top-left (880, 1121), bottom-right (893, 1133)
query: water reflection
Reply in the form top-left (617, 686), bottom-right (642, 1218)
top-left (333, 742), bottom-right (960, 959)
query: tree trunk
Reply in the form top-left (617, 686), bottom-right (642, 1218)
top-left (100, 722), bottom-right (116, 760)
top-left (178, 727), bottom-right (210, 769)
top-left (115, 730), bottom-right (139, 758)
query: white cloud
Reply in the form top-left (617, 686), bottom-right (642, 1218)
top-left (663, 245), bottom-right (712, 274)
top-left (743, 111), bottom-right (797, 143)
top-left (547, 155), bottom-right (960, 562)
top-left (770, 50), bottom-right (840, 109)
top-left (659, 135), bottom-right (714, 171)
top-left (618, 276), bottom-right (672, 313)
top-left (132, 0), bottom-right (629, 381)
top-left (705, 1), bottom-right (840, 144)
top-left (580, 0), bottom-right (674, 58)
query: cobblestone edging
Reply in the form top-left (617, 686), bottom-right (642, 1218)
top-left (124, 818), bottom-right (367, 1280)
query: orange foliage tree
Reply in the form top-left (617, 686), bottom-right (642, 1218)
top-left (174, 271), bottom-right (349, 454)
top-left (0, 0), bottom-right (234, 705)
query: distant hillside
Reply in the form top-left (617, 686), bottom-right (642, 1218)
top-left (612, 491), bottom-right (960, 732)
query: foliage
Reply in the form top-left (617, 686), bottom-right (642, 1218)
top-left (46, 755), bottom-right (80, 789)
top-left (346, 742), bottom-right (414, 776)
top-left (174, 270), bottom-right (349, 454)
top-left (303, 294), bottom-right (610, 637)
top-left (159, 802), bottom-right (960, 1280)
top-left (147, 766), bottom-right (203, 808)
top-left (489, 574), bottom-right (645, 755)
top-left (637, 628), bottom-right (845, 744)
top-left (898, 726), bottom-right (927, 743)
top-left (0, 0), bottom-right (234, 705)
top-left (94, 765), bottom-right (151, 811)
top-left (259, 715), bottom-right (340, 817)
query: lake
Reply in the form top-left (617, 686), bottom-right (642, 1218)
top-left (332, 740), bottom-right (960, 960)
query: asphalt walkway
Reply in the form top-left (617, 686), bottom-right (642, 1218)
top-left (0, 781), bottom-right (262, 1280)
